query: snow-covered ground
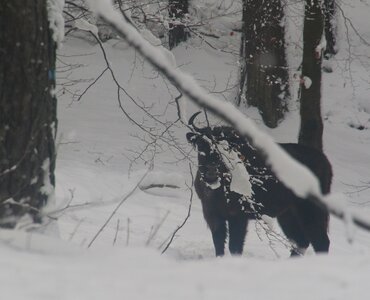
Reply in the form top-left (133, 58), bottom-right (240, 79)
top-left (1, 1), bottom-right (370, 299)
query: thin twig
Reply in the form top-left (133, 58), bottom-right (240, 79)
top-left (69, 218), bottom-right (85, 241)
top-left (87, 169), bottom-right (150, 248)
top-left (146, 210), bottom-right (170, 246)
top-left (76, 67), bottom-right (109, 101)
top-left (113, 219), bottom-right (120, 246)
top-left (126, 217), bottom-right (131, 246)
top-left (161, 163), bottom-right (194, 254)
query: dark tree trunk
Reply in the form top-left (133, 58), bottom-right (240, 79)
top-left (168, 0), bottom-right (189, 50)
top-left (298, 0), bottom-right (324, 151)
top-left (0, 0), bottom-right (57, 227)
top-left (323, 0), bottom-right (337, 58)
top-left (238, 0), bottom-right (289, 128)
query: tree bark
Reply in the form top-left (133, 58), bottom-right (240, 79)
top-left (0, 0), bottom-right (57, 227)
top-left (323, 0), bottom-right (337, 58)
top-left (168, 0), bottom-right (189, 50)
top-left (239, 0), bottom-right (289, 128)
top-left (298, 0), bottom-right (324, 151)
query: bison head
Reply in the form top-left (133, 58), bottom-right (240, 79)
top-left (186, 112), bottom-right (226, 185)
top-left (186, 112), bottom-right (253, 195)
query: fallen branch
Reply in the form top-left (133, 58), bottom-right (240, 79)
top-left (139, 183), bottom-right (180, 191)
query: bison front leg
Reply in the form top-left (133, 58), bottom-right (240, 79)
top-left (228, 216), bottom-right (248, 255)
top-left (207, 217), bottom-right (227, 257)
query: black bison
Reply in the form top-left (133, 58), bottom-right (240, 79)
top-left (186, 112), bottom-right (333, 257)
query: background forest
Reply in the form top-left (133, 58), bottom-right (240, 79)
top-left (1, 0), bottom-right (370, 299)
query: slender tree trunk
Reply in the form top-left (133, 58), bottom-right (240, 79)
top-left (323, 0), bottom-right (337, 58)
top-left (0, 0), bottom-right (57, 227)
top-left (236, 3), bottom-right (248, 107)
top-left (239, 0), bottom-right (289, 128)
top-left (298, 0), bottom-right (324, 151)
top-left (168, 0), bottom-right (189, 50)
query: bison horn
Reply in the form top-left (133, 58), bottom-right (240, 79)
top-left (188, 111), bottom-right (202, 132)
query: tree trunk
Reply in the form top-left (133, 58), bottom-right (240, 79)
top-left (323, 0), bottom-right (337, 58)
top-left (168, 0), bottom-right (189, 50)
top-left (0, 0), bottom-right (57, 227)
top-left (239, 0), bottom-right (289, 128)
top-left (298, 0), bottom-right (324, 151)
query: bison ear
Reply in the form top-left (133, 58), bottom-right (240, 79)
top-left (186, 132), bottom-right (198, 145)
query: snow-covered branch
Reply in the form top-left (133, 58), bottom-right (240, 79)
top-left (87, 0), bottom-right (370, 232)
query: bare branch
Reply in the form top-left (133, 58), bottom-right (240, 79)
top-left (161, 163), bottom-right (194, 254)
top-left (87, 169), bottom-right (150, 248)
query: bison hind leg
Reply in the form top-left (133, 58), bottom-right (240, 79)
top-left (228, 216), bottom-right (248, 255)
top-left (297, 203), bottom-right (330, 253)
top-left (277, 210), bottom-right (310, 256)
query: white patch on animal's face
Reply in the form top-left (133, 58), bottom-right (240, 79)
top-left (205, 178), bottom-right (221, 190)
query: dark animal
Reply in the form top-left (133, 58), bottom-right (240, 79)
top-left (186, 112), bottom-right (333, 257)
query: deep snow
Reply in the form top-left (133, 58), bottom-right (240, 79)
top-left (1, 1), bottom-right (370, 299)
